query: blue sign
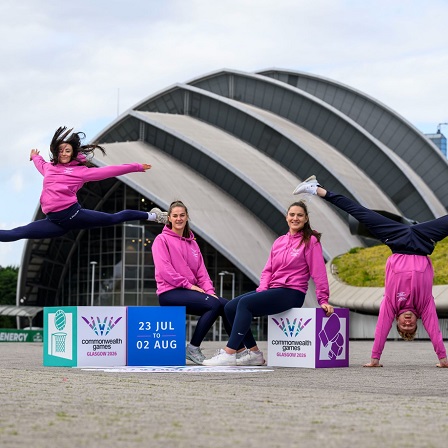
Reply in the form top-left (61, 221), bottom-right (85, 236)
top-left (127, 306), bottom-right (186, 366)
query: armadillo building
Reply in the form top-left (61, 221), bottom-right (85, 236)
top-left (17, 68), bottom-right (448, 332)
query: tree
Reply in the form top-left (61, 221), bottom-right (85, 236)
top-left (0, 266), bottom-right (19, 328)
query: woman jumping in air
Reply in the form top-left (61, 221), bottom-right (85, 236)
top-left (0, 126), bottom-right (167, 242)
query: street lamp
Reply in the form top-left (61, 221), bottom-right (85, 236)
top-left (90, 261), bottom-right (97, 307)
top-left (217, 271), bottom-right (236, 341)
top-left (437, 123), bottom-right (448, 134)
top-left (122, 223), bottom-right (145, 306)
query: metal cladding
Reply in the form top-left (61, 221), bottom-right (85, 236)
top-left (19, 68), bottom-right (448, 315)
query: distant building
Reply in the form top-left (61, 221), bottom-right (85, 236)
top-left (425, 132), bottom-right (447, 157)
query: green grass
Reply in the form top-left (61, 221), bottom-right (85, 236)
top-left (332, 238), bottom-right (448, 287)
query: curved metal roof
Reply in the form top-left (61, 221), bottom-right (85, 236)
top-left (259, 68), bottom-right (448, 210)
top-left (0, 305), bottom-right (43, 318)
top-left (186, 69), bottom-right (446, 220)
top-left (19, 67), bottom-right (448, 316)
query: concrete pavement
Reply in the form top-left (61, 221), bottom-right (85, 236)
top-left (0, 340), bottom-right (447, 448)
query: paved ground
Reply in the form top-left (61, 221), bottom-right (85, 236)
top-left (0, 340), bottom-right (447, 448)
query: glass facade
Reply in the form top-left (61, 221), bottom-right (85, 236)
top-left (23, 178), bottom-right (270, 339)
top-left (46, 182), bottom-right (263, 339)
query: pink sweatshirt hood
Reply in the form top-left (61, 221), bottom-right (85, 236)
top-left (31, 153), bottom-right (143, 214)
top-left (73, 153), bottom-right (88, 164)
top-left (257, 231), bottom-right (329, 305)
top-left (161, 225), bottom-right (195, 243)
top-left (371, 254), bottom-right (446, 360)
top-left (152, 226), bottom-right (215, 295)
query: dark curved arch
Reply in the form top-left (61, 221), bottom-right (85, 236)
top-left (110, 83), bottom-right (406, 222)
top-left (259, 68), bottom-right (448, 210)
top-left (186, 69), bottom-right (445, 220)
top-left (94, 108), bottom-right (363, 260)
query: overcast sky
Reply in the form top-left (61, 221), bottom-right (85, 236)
top-left (1, 0), bottom-right (447, 267)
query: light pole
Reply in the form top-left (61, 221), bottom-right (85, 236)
top-left (90, 261), bottom-right (97, 307)
top-left (218, 271), bottom-right (236, 341)
top-left (437, 122), bottom-right (448, 134)
top-left (122, 223), bottom-right (145, 306)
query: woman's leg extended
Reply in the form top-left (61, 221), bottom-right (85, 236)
top-left (0, 219), bottom-right (66, 242)
top-left (158, 289), bottom-right (227, 347)
top-left (323, 191), bottom-right (408, 243)
top-left (412, 214), bottom-right (448, 243)
top-left (226, 288), bottom-right (305, 350)
top-left (66, 208), bottom-right (149, 230)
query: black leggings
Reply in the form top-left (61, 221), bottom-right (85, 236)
top-left (0, 203), bottom-right (149, 242)
top-left (158, 288), bottom-right (236, 348)
top-left (324, 191), bottom-right (448, 255)
top-left (224, 287), bottom-right (305, 350)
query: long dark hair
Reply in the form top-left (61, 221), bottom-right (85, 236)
top-left (49, 126), bottom-right (106, 165)
top-left (167, 200), bottom-right (191, 238)
top-left (287, 201), bottom-right (322, 245)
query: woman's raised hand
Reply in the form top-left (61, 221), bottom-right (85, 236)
top-left (29, 149), bottom-right (40, 161)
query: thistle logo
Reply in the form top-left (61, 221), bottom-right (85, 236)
top-left (82, 316), bottom-right (122, 336)
top-left (290, 248), bottom-right (300, 257)
top-left (272, 316), bottom-right (311, 337)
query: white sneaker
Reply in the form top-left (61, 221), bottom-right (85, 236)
top-left (293, 175), bottom-right (319, 195)
top-left (202, 349), bottom-right (237, 366)
top-left (236, 350), bottom-right (265, 366)
top-left (236, 349), bottom-right (250, 362)
top-left (149, 207), bottom-right (168, 224)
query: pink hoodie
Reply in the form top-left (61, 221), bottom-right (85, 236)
top-left (256, 232), bottom-right (329, 305)
top-left (152, 226), bottom-right (215, 295)
top-left (31, 154), bottom-right (144, 214)
top-left (372, 253), bottom-right (446, 360)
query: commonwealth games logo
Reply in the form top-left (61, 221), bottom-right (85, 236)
top-left (81, 316), bottom-right (122, 336)
top-left (271, 316), bottom-right (311, 337)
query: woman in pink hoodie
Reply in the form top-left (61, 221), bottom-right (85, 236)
top-left (293, 175), bottom-right (448, 368)
top-left (203, 201), bottom-right (334, 366)
top-left (152, 200), bottom-right (236, 365)
top-left (0, 127), bottom-right (166, 242)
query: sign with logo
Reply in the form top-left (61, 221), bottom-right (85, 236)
top-left (77, 306), bottom-right (127, 367)
top-left (0, 329), bottom-right (43, 343)
top-left (268, 308), bottom-right (349, 368)
top-left (127, 306), bottom-right (186, 366)
top-left (44, 306), bottom-right (127, 367)
top-left (44, 307), bottom-right (77, 367)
